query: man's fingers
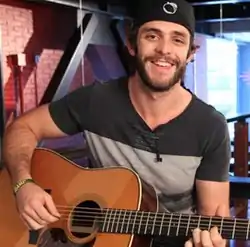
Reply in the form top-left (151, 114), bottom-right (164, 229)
top-left (185, 238), bottom-right (194, 247)
top-left (22, 198), bottom-right (58, 227)
top-left (22, 205), bottom-right (47, 226)
top-left (210, 227), bottom-right (226, 247)
top-left (21, 214), bottom-right (45, 230)
top-left (44, 195), bottom-right (60, 218)
top-left (200, 230), bottom-right (213, 247)
top-left (186, 227), bottom-right (226, 247)
top-left (34, 205), bottom-right (59, 224)
top-left (193, 228), bottom-right (202, 247)
top-left (15, 183), bottom-right (60, 230)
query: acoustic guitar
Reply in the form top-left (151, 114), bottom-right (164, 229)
top-left (0, 148), bottom-right (249, 247)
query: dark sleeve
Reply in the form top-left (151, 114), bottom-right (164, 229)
top-left (48, 84), bottom-right (94, 135)
top-left (195, 114), bottom-right (231, 182)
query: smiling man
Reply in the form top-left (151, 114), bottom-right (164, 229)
top-left (131, 25), bottom-right (190, 93)
top-left (134, 22), bottom-right (188, 93)
top-left (3, 0), bottom-right (231, 246)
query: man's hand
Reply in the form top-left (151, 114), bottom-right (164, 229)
top-left (185, 227), bottom-right (226, 247)
top-left (16, 182), bottom-right (61, 230)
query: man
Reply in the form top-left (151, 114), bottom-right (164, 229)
top-left (3, 0), bottom-right (231, 246)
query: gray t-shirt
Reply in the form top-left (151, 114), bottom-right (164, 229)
top-left (49, 77), bottom-right (231, 247)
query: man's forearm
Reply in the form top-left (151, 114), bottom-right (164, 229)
top-left (3, 121), bottom-right (39, 184)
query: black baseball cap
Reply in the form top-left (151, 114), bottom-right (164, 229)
top-left (133, 0), bottom-right (195, 36)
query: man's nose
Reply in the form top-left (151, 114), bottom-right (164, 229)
top-left (155, 40), bottom-right (174, 55)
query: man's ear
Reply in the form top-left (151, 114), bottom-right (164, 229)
top-left (124, 21), bottom-right (137, 57)
top-left (125, 37), bottom-right (136, 57)
top-left (187, 44), bottom-right (200, 63)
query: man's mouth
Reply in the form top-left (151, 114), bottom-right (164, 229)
top-left (151, 59), bottom-right (175, 69)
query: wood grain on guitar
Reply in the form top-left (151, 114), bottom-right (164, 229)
top-left (0, 148), bottom-right (249, 247)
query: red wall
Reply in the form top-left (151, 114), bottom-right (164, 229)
top-left (0, 1), bottom-right (125, 154)
top-left (0, 0), bottom-right (77, 114)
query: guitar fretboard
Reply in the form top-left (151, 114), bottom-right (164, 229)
top-left (95, 209), bottom-right (250, 240)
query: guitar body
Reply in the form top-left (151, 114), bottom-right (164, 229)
top-left (0, 148), bottom-right (158, 247)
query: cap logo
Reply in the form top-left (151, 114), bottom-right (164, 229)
top-left (163, 2), bottom-right (178, 14)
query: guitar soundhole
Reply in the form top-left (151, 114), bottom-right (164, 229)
top-left (70, 200), bottom-right (100, 238)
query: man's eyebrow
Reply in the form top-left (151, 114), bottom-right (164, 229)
top-left (141, 28), bottom-right (188, 39)
top-left (172, 30), bottom-right (188, 39)
top-left (141, 27), bottom-right (163, 35)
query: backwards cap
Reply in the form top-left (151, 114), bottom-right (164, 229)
top-left (133, 0), bottom-right (195, 36)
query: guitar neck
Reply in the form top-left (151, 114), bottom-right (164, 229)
top-left (99, 209), bottom-right (250, 240)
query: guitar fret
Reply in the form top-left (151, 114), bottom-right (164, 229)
top-left (132, 211), bottom-right (137, 233)
top-left (138, 211), bottom-right (144, 234)
top-left (167, 214), bottom-right (173, 236)
top-left (110, 209), bottom-right (117, 233)
top-left (125, 210), bottom-right (132, 233)
top-left (106, 209), bottom-right (113, 232)
top-left (247, 219), bottom-right (250, 240)
top-left (159, 213), bottom-right (165, 235)
top-left (115, 210), bottom-right (122, 233)
top-left (101, 210), bottom-right (108, 232)
top-left (176, 214), bottom-right (182, 236)
top-left (220, 218), bottom-right (235, 239)
top-left (232, 218), bottom-right (236, 239)
top-left (120, 210), bottom-right (127, 233)
top-left (196, 215), bottom-right (201, 229)
top-left (151, 212), bottom-right (157, 235)
top-left (186, 214), bottom-right (191, 236)
top-left (145, 212), bottom-right (151, 235)
top-left (219, 217), bottom-right (224, 235)
top-left (232, 218), bottom-right (248, 240)
top-left (208, 216), bottom-right (212, 230)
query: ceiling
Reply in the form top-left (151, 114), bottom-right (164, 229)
top-left (27, 0), bottom-right (250, 22)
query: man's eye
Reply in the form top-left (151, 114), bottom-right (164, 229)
top-left (146, 34), bottom-right (159, 41)
top-left (174, 38), bottom-right (185, 44)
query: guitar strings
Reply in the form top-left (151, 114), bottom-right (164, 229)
top-left (44, 206), bottom-right (250, 230)
top-left (52, 214), bottom-right (250, 231)
top-left (53, 205), bottom-right (249, 225)
top-left (43, 215), bottom-right (250, 237)
top-left (54, 213), bottom-right (250, 232)
top-left (57, 211), bottom-right (250, 228)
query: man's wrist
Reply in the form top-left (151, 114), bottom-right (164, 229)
top-left (11, 170), bottom-right (32, 185)
top-left (13, 178), bottom-right (35, 195)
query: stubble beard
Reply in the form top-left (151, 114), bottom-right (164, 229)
top-left (134, 53), bottom-right (187, 93)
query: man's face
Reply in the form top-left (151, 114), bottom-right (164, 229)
top-left (130, 21), bottom-right (193, 92)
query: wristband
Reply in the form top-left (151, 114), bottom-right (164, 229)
top-left (13, 178), bottom-right (35, 195)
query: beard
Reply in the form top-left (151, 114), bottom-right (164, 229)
top-left (134, 53), bottom-right (187, 93)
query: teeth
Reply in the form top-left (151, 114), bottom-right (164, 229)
top-left (153, 61), bottom-right (172, 67)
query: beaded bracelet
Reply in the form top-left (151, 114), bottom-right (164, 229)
top-left (13, 178), bottom-right (35, 195)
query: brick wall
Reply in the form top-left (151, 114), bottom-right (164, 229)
top-left (0, 0), bottom-right (77, 115)
top-left (0, 1), bottom-right (127, 157)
